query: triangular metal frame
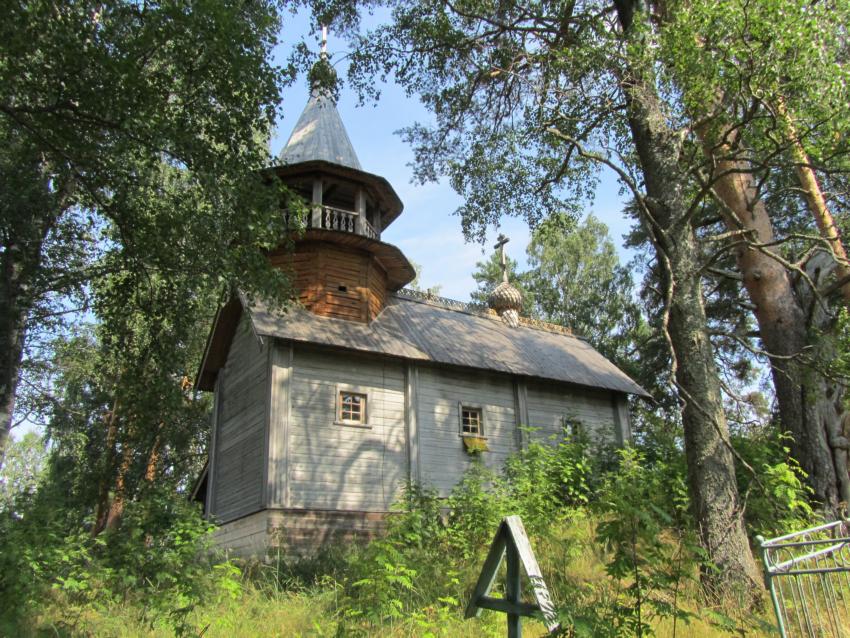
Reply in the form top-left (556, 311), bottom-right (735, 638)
top-left (464, 515), bottom-right (560, 636)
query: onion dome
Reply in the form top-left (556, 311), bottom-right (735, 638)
top-left (488, 281), bottom-right (523, 328)
top-left (487, 234), bottom-right (522, 328)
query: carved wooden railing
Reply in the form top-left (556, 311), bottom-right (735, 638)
top-left (316, 205), bottom-right (380, 240)
top-left (320, 205), bottom-right (357, 234)
top-left (362, 217), bottom-right (379, 240)
top-left (285, 205), bottom-right (379, 240)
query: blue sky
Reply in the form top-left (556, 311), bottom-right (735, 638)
top-left (272, 12), bottom-right (638, 301)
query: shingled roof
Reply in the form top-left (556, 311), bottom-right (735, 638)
top-left (198, 292), bottom-right (648, 398)
top-left (279, 93), bottom-right (361, 169)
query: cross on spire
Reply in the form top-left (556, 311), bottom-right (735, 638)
top-left (494, 234), bottom-right (510, 283)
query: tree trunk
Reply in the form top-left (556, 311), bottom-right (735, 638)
top-left (93, 400), bottom-right (121, 535)
top-left (614, 0), bottom-right (762, 596)
top-left (0, 299), bottom-right (26, 465)
top-left (797, 251), bottom-right (850, 508)
top-left (700, 129), bottom-right (843, 511)
top-left (105, 446), bottom-right (132, 531)
top-left (0, 143), bottom-right (72, 465)
top-left (0, 224), bottom-right (49, 465)
top-left (144, 422), bottom-right (165, 483)
top-left (776, 99), bottom-right (850, 305)
top-left (666, 238), bottom-right (762, 595)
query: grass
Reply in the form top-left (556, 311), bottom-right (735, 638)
top-left (1, 492), bottom-right (790, 637)
top-left (7, 514), bottom-right (783, 638)
top-left (9, 585), bottom-right (776, 638)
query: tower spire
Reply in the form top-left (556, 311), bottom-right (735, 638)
top-left (320, 24), bottom-right (328, 58)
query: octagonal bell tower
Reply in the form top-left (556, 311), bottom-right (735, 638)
top-left (267, 67), bottom-right (415, 322)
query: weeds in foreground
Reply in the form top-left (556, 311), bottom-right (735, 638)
top-left (2, 425), bottom-right (805, 637)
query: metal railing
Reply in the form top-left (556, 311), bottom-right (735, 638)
top-left (757, 520), bottom-right (850, 637)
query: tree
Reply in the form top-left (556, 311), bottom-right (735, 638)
top-left (469, 213), bottom-right (650, 389)
top-left (659, 0), bottom-right (850, 510)
top-left (470, 250), bottom-right (534, 313)
top-left (36, 257), bottom-right (215, 533)
top-left (407, 260), bottom-right (444, 296)
top-left (324, 0), bottom-right (762, 593)
top-left (0, 0), bottom-right (295, 460)
top-left (526, 212), bottom-right (647, 376)
top-left (0, 432), bottom-right (48, 513)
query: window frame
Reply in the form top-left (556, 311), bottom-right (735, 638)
top-left (458, 403), bottom-right (485, 438)
top-left (335, 384), bottom-right (371, 428)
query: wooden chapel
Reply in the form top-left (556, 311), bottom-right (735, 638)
top-left (192, 63), bottom-right (648, 556)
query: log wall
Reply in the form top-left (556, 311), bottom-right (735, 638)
top-left (269, 241), bottom-right (388, 323)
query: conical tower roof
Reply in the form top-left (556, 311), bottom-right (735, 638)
top-left (279, 92), bottom-right (362, 170)
top-left (273, 53), bottom-right (404, 231)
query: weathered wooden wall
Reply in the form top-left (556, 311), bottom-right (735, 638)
top-left (274, 344), bottom-right (407, 511)
top-left (209, 332), bottom-right (632, 555)
top-left (212, 509), bottom-right (274, 557)
top-left (417, 365), bottom-right (518, 495)
top-left (210, 317), bottom-right (268, 522)
top-left (526, 380), bottom-right (625, 443)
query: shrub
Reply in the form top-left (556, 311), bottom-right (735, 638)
top-left (503, 423), bottom-right (598, 534)
top-left (734, 429), bottom-right (817, 539)
top-left (590, 447), bottom-right (698, 637)
top-left (0, 485), bottom-right (240, 637)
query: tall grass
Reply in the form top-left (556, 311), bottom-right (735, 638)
top-left (4, 428), bottom-right (803, 637)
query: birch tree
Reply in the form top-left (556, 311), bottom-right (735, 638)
top-left (0, 0), bottom-right (293, 460)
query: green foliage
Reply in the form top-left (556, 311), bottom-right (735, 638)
top-left (503, 424), bottom-right (597, 533)
top-left (734, 429), bottom-right (817, 539)
top-left (0, 432), bottom-right (48, 513)
top-left (339, 483), bottom-right (461, 633)
top-left (593, 448), bottom-right (698, 637)
top-left (1, 0), bottom-right (294, 461)
top-left (444, 461), bottom-right (510, 557)
top-left (0, 485), bottom-right (239, 636)
top-left (4, 424), bottom-right (797, 637)
top-left (470, 251), bottom-right (534, 314)
top-left (527, 213), bottom-right (649, 379)
top-left (334, 427), bottom-right (738, 636)
top-left (470, 213), bottom-right (652, 392)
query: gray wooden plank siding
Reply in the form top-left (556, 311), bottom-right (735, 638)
top-left (417, 366), bottom-right (518, 495)
top-left (267, 341), bottom-right (293, 508)
top-left (286, 346), bottom-right (407, 511)
top-left (526, 380), bottom-right (621, 444)
top-left (211, 318), bottom-right (268, 522)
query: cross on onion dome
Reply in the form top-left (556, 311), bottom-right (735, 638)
top-left (488, 233), bottom-right (523, 328)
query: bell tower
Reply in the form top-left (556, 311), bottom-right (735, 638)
top-left (268, 43), bottom-right (415, 322)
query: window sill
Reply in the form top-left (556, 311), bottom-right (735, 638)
top-left (335, 421), bottom-right (372, 429)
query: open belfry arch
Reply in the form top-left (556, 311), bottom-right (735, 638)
top-left (193, 42), bottom-right (648, 556)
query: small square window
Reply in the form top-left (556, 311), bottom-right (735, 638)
top-left (339, 391), bottom-right (367, 424)
top-left (461, 407), bottom-right (483, 436)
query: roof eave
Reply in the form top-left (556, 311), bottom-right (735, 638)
top-left (271, 161), bottom-right (404, 229)
top-left (195, 296), bottom-right (243, 392)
